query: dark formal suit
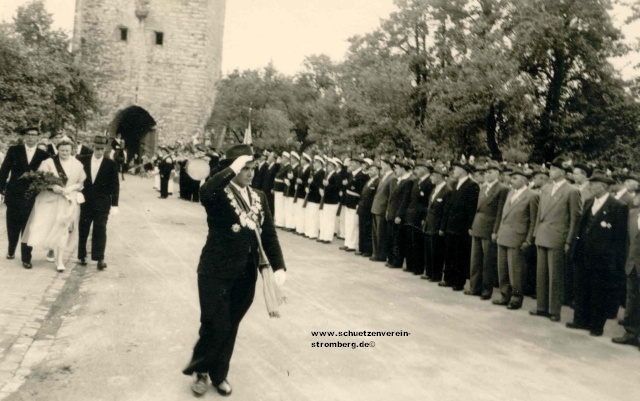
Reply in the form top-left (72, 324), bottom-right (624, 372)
top-left (252, 161), bottom-right (268, 190)
top-left (184, 167), bottom-right (285, 384)
top-left (496, 188), bottom-right (539, 305)
top-left (622, 207), bottom-right (640, 339)
top-left (344, 170), bottom-right (369, 250)
top-left (0, 144), bottom-right (49, 262)
top-left (76, 144), bottom-right (93, 158)
top-left (371, 171), bottom-right (395, 261)
top-left (357, 176), bottom-right (379, 256)
top-left (423, 182), bottom-right (452, 281)
top-left (572, 196), bottom-right (628, 333)
top-left (386, 175), bottom-right (415, 268)
top-left (178, 160), bottom-right (191, 200)
top-left (405, 175), bottom-right (435, 274)
top-left (442, 177), bottom-right (480, 289)
top-left (77, 155), bottom-right (120, 261)
top-left (159, 156), bottom-right (174, 198)
top-left (469, 181), bottom-right (509, 296)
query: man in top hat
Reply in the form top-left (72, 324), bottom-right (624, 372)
top-left (531, 156), bottom-right (582, 321)
top-left (356, 159), bottom-right (379, 257)
top-left (284, 151), bottom-right (300, 231)
top-left (404, 159), bottom-right (434, 275)
top-left (341, 158), bottom-right (369, 252)
top-left (385, 159), bottom-right (415, 269)
top-left (568, 170), bottom-right (628, 336)
top-left (261, 151), bottom-right (279, 215)
top-left (77, 135), bottom-right (120, 270)
top-left (318, 158), bottom-right (342, 243)
top-left (294, 152), bottom-right (312, 236)
top-left (495, 167), bottom-right (539, 309)
top-left (573, 163), bottom-right (593, 205)
top-left (0, 127), bottom-right (49, 268)
top-left (423, 164), bottom-right (452, 282)
top-left (273, 152), bottom-right (290, 228)
top-left (370, 156), bottom-right (395, 262)
top-left (304, 155), bottom-right (325, 240)
top-left (614, 171), bottom-right (639, 208)
top-left (158, 147), bottom-right (175, 199)
top-left (441, 160), bottom-right (480, 291)
top-left (468, 160), bottom-right (510, 299)
top-left (182, 144), bottom-right (286, 397)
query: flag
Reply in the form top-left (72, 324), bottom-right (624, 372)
top-left (243, 122), bottom-right (252, 145)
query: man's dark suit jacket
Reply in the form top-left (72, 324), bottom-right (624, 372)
top-left (76, 145), bottom-right (93, 159)
top-left (198, 167), bottom-right (286, 279)
top-left (322, 171), bottom-right (342, 205)
top-left (0, 145), bottom-right (49, 207)
top-left (357, 176), bottom-right (379, 216)
top-left (344, 170), bottom-right (369, 209)
top-left (386, 177), bottom-right (415, 222)
top-left (423, 184), bottom-right (452, 235)
top-left (252, 162), bottom-right (269, 190)
top-left (574, 196), bottom-right (628, 274)
top-left (46, 144), bottom-right (58, 158)
top-left (443, 177), bottom-right (480, 236)
top-left (261, 162), bottom-right (280, 195)
top-left (406, 176), bottom-right (435, 228)
top-left (78, 156), bottom-right (120, 212)
top-left (307, 169), bottom-right (325, 204)
top-left (470, 182), bottom-right (509, 239)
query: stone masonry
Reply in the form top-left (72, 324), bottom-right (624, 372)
top-left (72, 0), bottom-right (226, 143)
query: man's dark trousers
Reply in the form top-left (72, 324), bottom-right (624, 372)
top-left (6, 200), bottom-right (34, 262)
top-left (358, 212), bottom-right (373, 255)
top-left (78, 206), bottom-right (109, 261)
top-left (407, 226), bottom-right (425, 274)
top-left (160, 175), bottom-right (170, 198)
top-left (443, 234), bottom-right (471, 288)
top-left (183, 259), bottom-right (257, 385)
top-left (425, 234), bottom-right (446, 281)
top-left (372, 215), bottom-right (389, 261)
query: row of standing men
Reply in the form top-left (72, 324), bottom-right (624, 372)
top-left (250, 150), bottom-right (640, 349)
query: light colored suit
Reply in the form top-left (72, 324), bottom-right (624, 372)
top-left (496, 188), bottom-right (539, 304)
top-left (533, 180), bottom-right (582, 316)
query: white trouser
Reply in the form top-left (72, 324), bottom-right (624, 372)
top-left (285, 197), bottom-right (296, 229)
top-left (338, 206), bottom-right (346, 238)
top-left (154, 169), bottom-right (160, 189)
top-left (168, 172), bottom-right (174, 194)
top-left (274, 192), bottom-right (285, 227)
top-left (319, 204), bottom-right (339, 242)
top-left (344, 207), bottom-right (359, 250)
top-left (305, 202), bottom-right (321, 239)
top-left (295, 201), bottom-right (306, 234)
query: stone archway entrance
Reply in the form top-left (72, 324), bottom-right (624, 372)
top-left (108, 106), bottom-right (157, 163)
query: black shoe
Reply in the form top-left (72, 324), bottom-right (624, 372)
top-left (506, 302), bottom-right (522, 310)
top-left (420, 275), bottom-right (431, 280)
top-left (412, 271), bottom-right (423, 276)
top-left (480, 294), bottom-right (492, 300)
top-left (612, 335), bottom-right (640, 346)
top-left (78, 257), bottom-right (87, 266)
top-left (464, 290), bottom-right (480, 296)
top-left (22, 262), bottom-right (32, 269)
top-left (345, 248), bottom-right (356, 252)
top-left (362, 253), bottom-right (372, 257)
top-left (492, 298), bottom-right (509, 306)
top-left (339, 246), bottom-right (348, 250)
top-left (191, 373), bottom-right (208, 397)
top-left (452, 286), bottom-right (464, 291)
top-left (438, 281), bottom-right (452, 287)
top-left (355, 252), bottom-right (363, 256)
top-left (97, 260), bottom-right (107, 270)
top-left (6, 254), bottom-right (14, 260)
top-left (370, 257), bottom-right (384, 262)
top-left (589, 330), bottom-right (603, 337)
top-left (566, 322), bottom-right (589, 331)
top-left (213, 379), bottom-right (232, 396)
top-left (530, 310), bottom-right (551, 317)
top-left (550, 314), bottom-right (561, 322)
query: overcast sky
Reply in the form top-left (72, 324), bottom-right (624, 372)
top-left (1, 0), bottom-right (639, 78)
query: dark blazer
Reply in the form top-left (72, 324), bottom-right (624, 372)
top-left (78, 156), bottom-right (120, 212)
top-left (322, 171), bottom-right (342, 205)
top-left (344, 170), bottom-right (369, 209)
top-left (76, 144), bottom-right (93, 158)
top-left (252, 161), bottom-right (269, 190)
top-left (357, 176), bottom-right (379, 215)
top-left (295, 165), bottom-right (311, 202)
top-left (496, 188), bottom-right (539, 248)
top-left (261, 162), bottom-right (280, 195)
top-left (273, 164), bottom-right (290, 193)
top-left (198, 167), bottom-right (286, 278)
top-left (386, 176), bottom-right (415, 222)
top-left (406, 175), bottom-right (435, 227)
top-left (307, 169), bottom-right (325, 204)
top-left (443, 177), bottom-right (480, 236)
top-left (625, 207), bottom-right (640, 275)
top-left (0, 145), bottom-right (49, 207)
top-left (470, 182), bottom-right (509, 239)
top-left (423, 183), bottom-right (452, 235)
top-left (574, 196), bottom-right (628, 273)
top-left (371, 171), bottom-right (395, 215)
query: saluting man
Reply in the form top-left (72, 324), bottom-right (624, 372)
top-left (182, 145), bottom-right (286, 397)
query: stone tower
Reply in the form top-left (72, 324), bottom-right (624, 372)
top-left (72, 0), bottom-right (226, 155)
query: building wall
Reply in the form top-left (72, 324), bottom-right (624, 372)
top-left (73, 0), bottom-right (226, 144)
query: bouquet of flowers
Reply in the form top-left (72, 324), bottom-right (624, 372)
top-left (20, 171), bottom-right (65, 199)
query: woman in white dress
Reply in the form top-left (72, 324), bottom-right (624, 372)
top-left (22, 138), bottom-right (86, 272)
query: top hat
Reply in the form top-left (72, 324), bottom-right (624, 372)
top-left (589, 169), bottom-right (616, 185)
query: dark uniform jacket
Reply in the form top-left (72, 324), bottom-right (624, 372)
top-left (322, 171), bottom-right (342, 205)
top-left (357, 176), bottom-right (380, 215)
top-left (470, 181), bottom-right (510, 239)
top-left (285, 164), bottom-right (299, 198)
top-left (0, 145), bottom-right (49, 207)
top-left (386, 175), bottom-right (415, 222)
top-left (273, 164), bottom-right (290, 193)
top-left (76, 145), bottom-right (93, 158)
top-left (344, 170), bottom-right (369, 209)
top-left (423, 183), bottom-right (452, 235)
top-left (295, 165), bottom-right (311, 203)
top-left (78, 156), bottom-right (120, 212)
top-left (261, 162), bottom-right (280, 195)
top-left (159, 156), bottom-right (174, 178)
top-left (307, 169), bottom-right (325, 204)
top-left (198, 167), bottom-right (286, 278)
top-left (252, 161), bottom-right (269, 190)
top-left (443, 177), bottom-right (480, 236)
top-left (406, 175), bottom-right (435, 228)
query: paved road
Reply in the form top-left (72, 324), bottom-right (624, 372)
top-left (3, 176), bottom-right (640, 401)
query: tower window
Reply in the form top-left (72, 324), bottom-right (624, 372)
top-left (119, 27), bottom-right (128, 41)
top-left (155, 31), bottom-right (164, 45)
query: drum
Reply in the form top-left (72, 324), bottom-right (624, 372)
top-left (186, 158), bottom-right (210, 181)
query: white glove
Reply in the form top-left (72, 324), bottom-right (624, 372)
top-left (111, 207), bottom-right (119, 216)
top-left (274, 269), bottom-right (286, 286)
top-left (230, 155), bottom-right (254, 174)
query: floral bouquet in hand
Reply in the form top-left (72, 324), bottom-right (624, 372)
top-left (20, 171), bottom-right (65, 199)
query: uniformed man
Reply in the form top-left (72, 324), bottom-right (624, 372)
top-left (304, 155), bottom-right (325, 240)
top-left (341, 158), bottom-right (369, 252)
top-left (318, 158), bottom-right (341, 244)
top-left (356, 159), bottom-right (379, 257)
top-left (386, 159), bottom-right (415, 269)
top-left (158, 147), bottom-right (175, 199)
top-left (284, 151), bottom-right (300, 232)
top-left (273, 152), bottom-right (291, 228)
top-left (261, 151), bottom-right (279, 215)
top-left (404, 159), bottom-right (434, 275)
top-left (422, 164), bottom-right (451, 282)
top-left (295, 153), bottom-right (312, 236)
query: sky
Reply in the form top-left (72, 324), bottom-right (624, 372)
top-left (0, 0), bottom-right (639, 78)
